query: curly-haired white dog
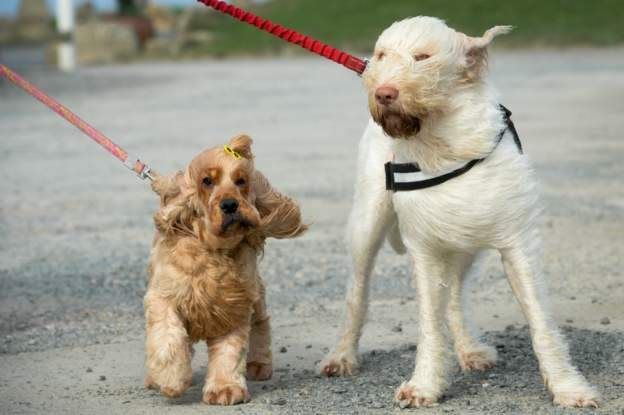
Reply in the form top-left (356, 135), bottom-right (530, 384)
top-left (320, 17), bottom-right (598, 408)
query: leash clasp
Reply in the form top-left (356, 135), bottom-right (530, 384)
top-left (124, 153), bottom-right (154, 181)
top-left (358, 58), bottom-right (370, 77)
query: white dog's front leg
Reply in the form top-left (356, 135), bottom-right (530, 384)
top-left (500, 237), bottom-right (599, 408)
top-left (320, 189), bottom-right (393, 377)
top-left (321, 126), bottom-right (394, 377)
top-left (396, 252), bottom-right (454, 407)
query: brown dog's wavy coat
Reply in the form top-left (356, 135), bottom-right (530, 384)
top-left (144, 135), bottom-right (306, 405)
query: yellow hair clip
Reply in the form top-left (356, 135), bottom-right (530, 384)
top-left (223, 145), bottom-right (242, 160)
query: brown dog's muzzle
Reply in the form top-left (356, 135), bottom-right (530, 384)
top-left (214, 197), bottom-right (259, 235)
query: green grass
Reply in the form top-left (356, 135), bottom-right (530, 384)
top-left (187, 0), bottom-right (624, 56)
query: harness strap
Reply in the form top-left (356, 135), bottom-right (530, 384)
top-left (385, 105), bottom-right (522, 192)
top-left (500, 104), bottom-right (523, 153)
top-left (385, 158), bottom-right (484, 191)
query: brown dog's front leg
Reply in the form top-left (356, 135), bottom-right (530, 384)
top-left (144, 292), bottom-right (193, 398)
top-left (203, 326), bottom-right (252, 405)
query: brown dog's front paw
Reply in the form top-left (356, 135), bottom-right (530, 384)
top-left (203, 384), bottom-right (250, 406)
top-left (161, 385), bottom-right (186, 399)
top-left (246, 361), bottom-right (273, 381)
top-left (148, 375), bottom-right (191, 398)
top-left (144, 374), bottom-right (158, 390)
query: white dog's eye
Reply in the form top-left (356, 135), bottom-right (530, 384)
top-left (202, 177), bottom-right (213, 187)
top-left (414, 53), bottom-right (431, 62)
top-left (376, 51), bottom-right (385, 60)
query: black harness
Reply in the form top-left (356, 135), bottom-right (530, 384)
top-left (385, 105), bottom-right (522, 192)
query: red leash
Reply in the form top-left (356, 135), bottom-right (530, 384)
top-left (0, 64), bottom-right (153, 180)
top-left (197, 0), bottom-right (368, 75)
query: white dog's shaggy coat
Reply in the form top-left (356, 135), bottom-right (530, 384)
top-left (320, 17), bottom-right (598, 408)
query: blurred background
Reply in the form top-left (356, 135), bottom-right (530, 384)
top-left (0, 0), bottom-right (623, 69)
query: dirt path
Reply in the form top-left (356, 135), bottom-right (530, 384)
top-left (1, 49), bottom-right (623, 414)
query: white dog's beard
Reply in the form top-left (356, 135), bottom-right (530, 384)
top-left (371, 106), bottom-right (421, 138)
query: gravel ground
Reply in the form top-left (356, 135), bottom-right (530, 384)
top-left (1, 49), bottom-right (623, 414)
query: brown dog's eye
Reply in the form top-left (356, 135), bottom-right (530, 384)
top-left (202, 177), bottom-right (213, 187)
top-left (235, 178), bottom-right (246, 187)
top-left (414, 53), bottom-right (430, 62)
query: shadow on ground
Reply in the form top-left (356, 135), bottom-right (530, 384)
top-left (139, 326), bottom-right (624, 414)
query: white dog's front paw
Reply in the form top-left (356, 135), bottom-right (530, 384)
top-left (548, 373), bottom-right (600, 408)
top-left (553, 389), bottom-right (599, 408)
top-left (319, 352), bottom-right (358, 377)
top-left (395, 382), bottom-right (440, 408)
top-left (457, 344), bottom-right (497, 372)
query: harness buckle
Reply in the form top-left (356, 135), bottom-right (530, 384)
top-left (384, 161), bottom-right (395, 191)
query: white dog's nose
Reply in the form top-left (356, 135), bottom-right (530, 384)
top-left (375, 86), bottom-right (399, 106)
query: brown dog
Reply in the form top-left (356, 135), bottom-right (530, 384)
top-left (144, 134), bottom-right (306, 405)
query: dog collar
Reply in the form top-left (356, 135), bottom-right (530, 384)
top-left (385, 105), bottom-right (522, 192)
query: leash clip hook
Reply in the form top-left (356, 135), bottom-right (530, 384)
top-left (124, 153), bottom-right (154, 181)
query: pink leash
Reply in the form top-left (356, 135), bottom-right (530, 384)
top-left (197, 0), bottom-right (369, 75)
top-left (0, 64), bottom-right (153, 180)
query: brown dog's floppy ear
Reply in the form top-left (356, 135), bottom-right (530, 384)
top-left (229, 134), bottom-right (254, 160)
top-left (462, 25), bottom-right (512, 81)
top-left (252, 171), bottom-right (307, 239)
top-left (151, 171), bottom-right (183, 207)
top-left (151, 169), bottom-right (200, 236)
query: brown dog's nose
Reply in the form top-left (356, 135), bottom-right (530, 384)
top-left (220, 198), bottom-right (239, 214)
top-left (375, 86), bottom-right (399, 106)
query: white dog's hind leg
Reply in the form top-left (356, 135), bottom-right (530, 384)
top-left (396, 251), bottom-right (456, 407)
top-left (500, 236), bottom-right (599, 408)
top-left (446, 253), bottom-right (497, 371)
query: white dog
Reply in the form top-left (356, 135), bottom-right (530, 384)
top-left (320, 17), bottom-right (598, 408)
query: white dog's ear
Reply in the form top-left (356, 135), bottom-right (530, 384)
top-left (462, 26), bottom-right (512, 80)
top-left (468, 26), bottom-right (512, 49)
